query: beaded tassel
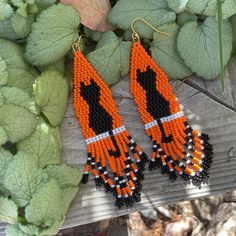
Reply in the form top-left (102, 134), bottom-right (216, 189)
top-left (73, 49), bottom-right (148, 208)
top-left (130, 42), bottom-right (213, 183)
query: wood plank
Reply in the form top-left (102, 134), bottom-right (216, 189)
top-left (60, 77), bottom-right (236, 229)
top-left (184, 56), bottom-right (236, 110)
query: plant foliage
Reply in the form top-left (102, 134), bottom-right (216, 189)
top-left (0, 0), bottom-right (236, 235)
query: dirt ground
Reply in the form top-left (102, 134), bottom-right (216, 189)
top-left (59, 191), bottom-right (236, 236)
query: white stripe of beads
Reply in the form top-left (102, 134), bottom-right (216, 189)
top-left (144, 111), bottom-right (184, 130)
top-left (85, 126), bottom-right (126, 145)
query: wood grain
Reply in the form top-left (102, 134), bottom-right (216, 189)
top-left (60, 77), bottom-right (236, 229)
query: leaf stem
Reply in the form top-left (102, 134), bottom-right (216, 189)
top-left (217, 0), bottom-right (224, 93)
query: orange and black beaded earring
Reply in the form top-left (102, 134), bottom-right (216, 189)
top-left (129, 19), bottom-right (213, 184)
top-left (72, 36), bottom-right (148, 208)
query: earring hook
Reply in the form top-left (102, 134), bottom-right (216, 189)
top-left (72, 35), bottom-right (84, 51)
top-left (131, 18), bottom-right (170, 42)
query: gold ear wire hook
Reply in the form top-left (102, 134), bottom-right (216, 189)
top-left (131, 18), bottom-right (170, 42)
top-left (72, 35), bottom-right (83, 51)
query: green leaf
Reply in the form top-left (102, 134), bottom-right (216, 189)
top-left (0, 148), bottom-right (13, 191)
top-left (61, 187), bottom-right (78, 215)
top-left (166, 0), bottom-right (208, 14)
top-left (231, 13), bottom-right (236, 55)
top-left (176, 12), bottom-right (198, 26)
top-left (177, 17), bottom-right (232, 79)
top-left (33, 71), bottom-right (68, 126)
top-left (25, 4), bottom-right (80, 67)
top-left (87, 31), bottom-right (132, 85)
top-left (0, 197), bottom-right (18, 224)
top-left (25, 179), bottom-right (63, 226)
top-left (5, 225), bottom-right (31, 236)
top-left (18, 224), bottom-right (40, 235)
top-left (0, 0), bottom-right (13, 20)
top-left (150, 23), bottom-right (191, 79)
top-left (217, 0), bottom-right (224, 91)
top-left (39, 220), bottom-right (62, 236)
top-left (165, 0), bottom-right (189, 13)
top-left (18, 118), bottom-right (61, 168)
top-left (35, 0), bottom-right (56, 11)
top-left (0, 86), bottom-right (38, 114)
top-left (10, 14), bottom-right (35, 39)
top-left (0, 17), bottom-right (18, 40)
top-left (45, 164), bottom-right (82, 188)
top-left (0, 55), bottom-right (8, 85)
top-left (0, 39), bottom-right (38, 94)
top-left (108, 0), bottom-right (176, 38)
top-left (0, 105), bottom-right (38, 144)
top-left (203, 0), bottom-right (217, 16)
top-left (222, 0), bottom-right (236, 19)
top-left (3, 151), bottom-right (44, 207)
top-left (84, 27), bottom-right (103, 41)
top-left (27, 3), bottom-right (39, 15)
top-left (9, 0), bottom-right (24, 8)
top-left (51, 126), bottom-right (62, 149)
top-left (186, 0), bottom-right (208, 14)
top-left (38, 57), bottom-right (65, 74)
top-left (0, 87), bottom-right (38, 144)
top-left (17, 3), bottom-right (28, 17)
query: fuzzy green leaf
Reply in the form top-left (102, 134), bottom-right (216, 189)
top-left (25, 179), bottom-right (63, 226)
top-left (0, 17), bottom-right (17, 40)
top-left (0, 0), bottom-right (13, 20)
top-left (10, 14), bottom-right (35, 39)
top-left (0, 87), bottom-right (38, 144)
top-left (203, 0), bottom-right (217, 16)
top-left (108, 0), bottom-right (176, 38)
top-left (0, 86), bottom-right (38, 114)
top-left (150, 23), bottom-right (191, 79)
top-left (0, 197), bottom-right (18, 224)
top-left (25, 4), bottom-right (80, 67)
top-left (17, 3), bottom-right (28, 17)
top-left (87, 31), bottom-right (131, 85)
top-left (0, 105), bottom-right (38, 144)
top-left (84, 27), bottom-right (103, 41)
top-left (0, 55), bottom-right (8, 85)
top-left (45, 164), bottom-right (82, 189)
top-left (177, 12), bottom-right (198, 26)
top-left (38, 58), bottom-right (65, 74)
top-left (222, 0), bottom-right (236, 19)
top-left (9, 0), bottom-right (24, 8)
top-left (61, 187), bottom-right (78, 215)
top-left (35, 0), bottom-right (57, 11)
top-left (18, 224), bottom-right (40, 235)
top-left (0, 149), bottom-right (13, 191)
top-left (3, 151), bottom-right (44, 207)
top-left (5, 225), bottom-right (31, 236)
top-left (186, 0), bottom-right (208, 14)
top-left (177, 17), bottom-right (232, 80)
top-left (0, 39), bottom-right (38, 94)
top-left (33, 71), bottom-right (68, 126)
top-left (231, 14), bottom-right (236, 55)
top-left (39, 220), bottom-right (62, 236)
top-left (166, 0), bottom-right (208, 14)
top-left (165, 0), bottom-right (189, 13)
top-left (18, 118), bottom-right (61, 168)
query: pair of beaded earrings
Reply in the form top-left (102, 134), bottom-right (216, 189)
top-left (73, 19), bottom-right (213, 208)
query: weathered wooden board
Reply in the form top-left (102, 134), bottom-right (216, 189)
top-left (60, 77), bottom-right (236, 229)
top-left (185, 56), bottom-right (236, 110)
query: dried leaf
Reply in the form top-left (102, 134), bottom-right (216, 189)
top-left (60, 0), bottom-right (114, 32)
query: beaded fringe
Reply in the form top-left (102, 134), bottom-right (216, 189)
top-left (130, 42), bottom-right (213, 184)
top-left (73, 50), bottom-right (148, 208)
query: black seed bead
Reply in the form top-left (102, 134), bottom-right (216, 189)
top-left (169, 171), bottom-right (177, 181)
top-left (82, 173), bottom-right (89, 184)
